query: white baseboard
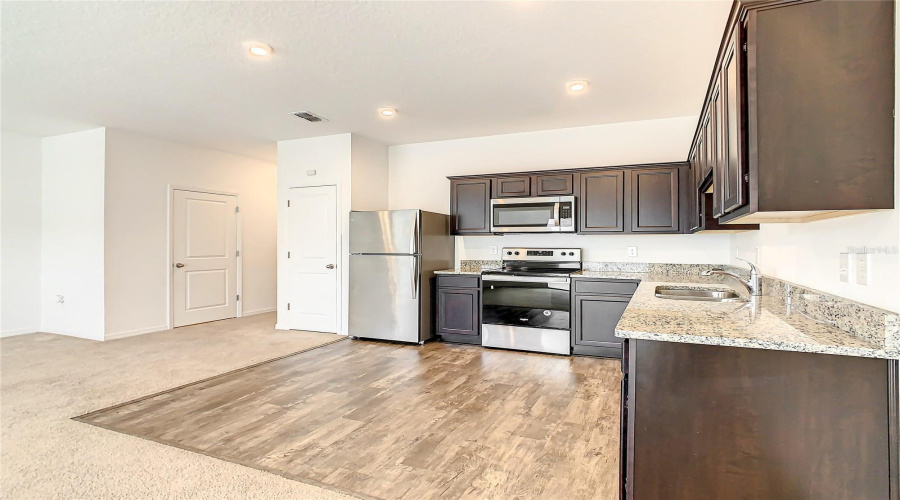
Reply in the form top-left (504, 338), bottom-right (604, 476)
top-left (105, 324), bottom-right (169, 341)
top-left (242, 307), bottom-right (276, 317)
top-left (1, 327), bottom-right (38, 338)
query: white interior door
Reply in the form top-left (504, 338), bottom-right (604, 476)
top-left (173, 190), bottom-right (238, 327)
top-left (285, 185), bottom-right (339, 333)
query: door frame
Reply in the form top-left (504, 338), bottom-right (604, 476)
top-left (167, 185), bottom-right (243, 330)
top-left (280, 184), bottom-right (342, 334)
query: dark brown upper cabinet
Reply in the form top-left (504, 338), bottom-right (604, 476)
top-left (708, 83), bottom-right (724, 219)
top-left (688, 0), bottom-right (894, 225)
top-left (534, 173), bottom-right (575, 196)
top-left (579, 170), bottom-right (624, 233)
top-left (719, 22), bottom-right (746, 214)
top-left (688, 150), bottom-right (703, 233)
top-left (449, 163), bottom-right (690, 236)
top-left (450, 178), bottom-right (491, 235)
top-left (491, 176), bottom-right (531, 198)
top-left (630, 168), bottom-right (679, 233)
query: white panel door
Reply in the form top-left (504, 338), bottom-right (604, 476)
top-left (285, 185), bottom-right (338, 333)
top-left (173, 190), bottom-right (238, 327)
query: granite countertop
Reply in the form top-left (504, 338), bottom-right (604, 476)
top-left (434, 269), bottom-right (483, 275)
top-left (614, 280), bottom-right (898, 359)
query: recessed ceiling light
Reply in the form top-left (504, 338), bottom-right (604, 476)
top-left (247, 42), bottom-right (272, 57)
top-left (378, 107), bottom-right (397, 117)
top-left (567, 80), bottom-right (589, 93)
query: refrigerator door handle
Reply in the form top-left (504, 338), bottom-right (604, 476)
top-left (411, 257), bottom-right (419, 299)
top-left (411, 215), bottom-right (419, 255)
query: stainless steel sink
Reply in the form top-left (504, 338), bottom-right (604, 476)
top-left (654, 286), bottom-right (745, 302)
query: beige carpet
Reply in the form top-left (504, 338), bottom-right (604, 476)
top-left (1, 313), bottom-right (356, 500)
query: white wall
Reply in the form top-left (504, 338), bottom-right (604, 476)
top-left (277, 134), bottom-right (353, 334)
top-left (388, 116), bottom-right (733, 265)
top-left (40, 128), bottom-right (106, 340)
top-left (350, 135), bottom-right (389, 211)
top-left (0, 131), bottom-right (43, 336)
top-left (103, 129), bottom-right (278, 339)
top-left (457, 233), bottom-right (730, 264)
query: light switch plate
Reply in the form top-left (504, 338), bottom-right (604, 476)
top-left (489, 245), bottom-right (498, 255)
top-left (855, 253), bottom-right (869, 285)
top-left (839, 253), bottom-right (850, 283)
top-left (627, 246), bottom-right (638, 257)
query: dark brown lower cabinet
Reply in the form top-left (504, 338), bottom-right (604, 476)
top-left (435, 275), bottom-right (481, 345)
top-left (571, 279), bottom-right (636, 358)
top-left (623, 339), bottom-right (899, 500)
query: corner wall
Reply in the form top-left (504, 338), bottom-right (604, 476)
top-left (103, 129), bottom-right (278, 339)
top-left (277, 134), bottom-right (353, 334)
top-left (387, 116), bottom-right (734, 266)
top-left (1, 131), bottom-right (43, 336)
top-left (40, 128), bottom-right (106, 340)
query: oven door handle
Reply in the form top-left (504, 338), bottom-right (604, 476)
top-left (483, 275), bottom-right (570, 284)
top-left (553, 202), bottom-right (560, 227)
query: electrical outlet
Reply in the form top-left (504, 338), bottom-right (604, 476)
top-left (839, 253), bottom-right (850, 283)
top-left (627, 246), bottom-right (638, 257)
top-left (489, 245), bottom-right (498, 255)
top-left (56, 295), bottom-right (65, 304)
top-left (855, 253), bottom-right (869, 285)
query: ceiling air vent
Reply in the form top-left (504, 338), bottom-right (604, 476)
top-left (292, 111), bottom-right (327, 122)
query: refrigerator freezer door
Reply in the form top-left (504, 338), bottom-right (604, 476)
top-left (349, 254), bottom-right (421, 342)
top-left (349, 210), bottom-right (420, 255)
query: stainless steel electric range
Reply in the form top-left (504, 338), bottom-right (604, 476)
top-left (481, 247), bottom-right (582, 355)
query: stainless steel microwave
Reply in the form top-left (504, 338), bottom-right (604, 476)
top-left (490, 196), bottom-right (576, 233)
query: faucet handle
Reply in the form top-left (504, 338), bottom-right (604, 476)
top-left (735, 256), bottom-right (759, 275)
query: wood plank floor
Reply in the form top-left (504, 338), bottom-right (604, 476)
top-left (76, 339), bottom-right (621, 500)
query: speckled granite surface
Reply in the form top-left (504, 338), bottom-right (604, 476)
top-left (434, 260), bottom-right (501, 275)
top-left (615, 280), bottom-right (900, 359)
top-left (434, 269), bottom-right (483, 275)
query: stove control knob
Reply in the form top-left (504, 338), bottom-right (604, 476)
top-left (569, 252), bottom-right (575, 256)
top-left (514, 251), bottom-right (520, 256)
top-left (506, 251), bottom-right (512, 255)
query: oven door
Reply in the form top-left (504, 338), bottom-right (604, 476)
top-left (481, 275), bottom-right (570, 330)
top-left (490, 196), bottom-right (575, 233)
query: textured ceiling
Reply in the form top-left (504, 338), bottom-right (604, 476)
top-left (1, 1), bottom-right (731, 161)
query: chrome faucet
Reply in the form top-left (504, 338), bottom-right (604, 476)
top-left (701, 257), bottom-right (762, 296)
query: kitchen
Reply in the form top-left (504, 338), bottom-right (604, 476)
top-left (339, 0), bottom-right (899, 497)
top-left (2, 0), bottom-right (898, 499)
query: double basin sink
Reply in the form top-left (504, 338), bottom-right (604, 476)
top-left (654, 286), bottom-right (744, 303)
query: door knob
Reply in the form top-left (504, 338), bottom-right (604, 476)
top-left (326, 264), bottom-right (335, 269)
top-left (175, 263), bottom-right (185, 268)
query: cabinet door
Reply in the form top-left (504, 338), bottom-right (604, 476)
top-left (492, 176), bottom-right (531, 198)
top-left (450, 179), bottom-right (491, 234)
top-left (535, 173), bottom-right (574, 196)
top-left (720, 23), bottom-right (746, 214)
top-left (630, 168), bottom-right (679, 232)
top-left (573, 295), bottom-right (630, 348)
top-left (689, 148), bottom-right (702, 233)
top-left (579, 170), bottom-right (624, 233)
top-left (708, 83), bottom-right (724, 218)
top-left (436, 288), bottom-right (480, 336)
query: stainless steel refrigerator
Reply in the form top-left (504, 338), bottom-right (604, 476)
top-left (349, 210), bottom-right (454, 344)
